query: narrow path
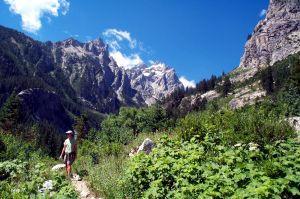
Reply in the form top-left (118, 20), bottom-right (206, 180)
top-left (71, 174), bottom-right (101, 199)
top-left (51, 164), bottom-right (102, 199)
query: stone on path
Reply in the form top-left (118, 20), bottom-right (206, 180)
top-left (51, 164), bottom-right (65, 171)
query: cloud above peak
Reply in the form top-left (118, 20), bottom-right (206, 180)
top-left (110, 51), bottom-right (143, 69)
top-left (103, 29), bottom-right (137, 49)
top-left (259, 9), bottom-right (267, 17)
top-left (179, 76), bottom-right (196, 89)
top-left (4, 0), bottom-right (70, 33)
top-left (103, 28), bottom-right (144, 69)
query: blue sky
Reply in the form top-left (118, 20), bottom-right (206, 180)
top-left (0, 0), bottom-right (269, 87)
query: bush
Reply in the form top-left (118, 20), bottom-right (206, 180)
top-left (123, 137), bottom-right (300, 198)
top-left (175, 103), bottom-right (295, 145)
top-left (0, 134), bottom-right (78, 198)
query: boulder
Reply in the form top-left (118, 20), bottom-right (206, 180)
top-left (137, 138), bottom-right (155, 155)
top-left (39, 180), bottom-right (53, 193)
top-left (288, 117), bottom-right (300, 132)
top-left (51, 164), bottom-right (65, 171)
top-left (129, 138), bottom-right (155, 157)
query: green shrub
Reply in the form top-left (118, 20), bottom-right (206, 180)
top-left (176, 103), bottom-right (296, 145)
top-left (123, 137), bottom-right (300, 198)
top-left (0, 134), bottom-right (78, 198)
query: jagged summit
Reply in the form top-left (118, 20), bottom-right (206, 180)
top-left (127, 61), bottom-right (183, 105)
top-left (0, 24), bottom-right (183, 115)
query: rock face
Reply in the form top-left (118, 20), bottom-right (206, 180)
top-left (178, 93), bottom-right (207, 113)
top-left (127, 62), bottom-right (184, 105)
top-left (53, 38), bottom-right (144, 112)
top-left (18, 88), bottom-right (72, 131)
top-left (238, 0), bottom-right (300, 78)
top-left (0, 25), bottom-right (183, 117)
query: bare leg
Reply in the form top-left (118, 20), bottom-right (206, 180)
top-left (65, 163), bottom-right (68, 175)
top-left (67, 163), bottom-right (72, 177)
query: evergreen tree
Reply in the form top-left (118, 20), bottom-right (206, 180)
top-left (74, 113), bottom-right (89, 141)
top-left (222, 75), bottom-right (232, 96)
top-left (207, 75), bottom-right (217, 90)
top-left (261, 66), bottom-right (274, 94)
top-left (197, 79), bottom-right (208, 93)
top-left (0, 91), bottom-right (22, 133)
top-left (290, 58), bottom-right (300, 90)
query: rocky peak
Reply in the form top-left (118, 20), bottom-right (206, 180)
top-left (268, 0), bottom-right (300, 14)
top-left (127, 62), bottom-right (183, 105)
top-left (84, 38), bottom-right (108, 56)
top-left (236, 0), bottom-right (300, 80)
top-left (61, 38), bottom-right (83, 48)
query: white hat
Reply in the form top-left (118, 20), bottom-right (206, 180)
top-left (65, 130), bottom-right (73, 134)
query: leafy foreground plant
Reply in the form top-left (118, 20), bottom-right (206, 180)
top-left (123, 135), bottom-right (300, 199)
top-left (0, 134), bottom-right (78, 199)
top-left (0, 160), bottom-right (78, 198)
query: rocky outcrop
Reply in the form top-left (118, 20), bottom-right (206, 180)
top-left (236, 0), bottom-right (300, 80)
top-left (229, 83), bottom-right (266, 109)
top-left (129, 138), bottom-right (155, 157)
top-left (127, 62), bottom-right (184, 105)
top-left (18, 88), bottom-right (72, 131)
top-left (178, 93), bottom-right (207, 113)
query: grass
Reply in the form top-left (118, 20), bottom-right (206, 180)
top-left (73, 132), bottom-right (165, 199)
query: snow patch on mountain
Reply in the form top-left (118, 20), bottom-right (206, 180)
top-left (127, 62), bottom-right (184, 106)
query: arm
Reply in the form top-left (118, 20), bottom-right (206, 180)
top-left (59, 144), bottom-right (66, 159)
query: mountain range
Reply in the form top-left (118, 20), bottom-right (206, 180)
top-left (0, 0), bottom-right (299, 132)
top-left (0, 25), bottom-right (183, 130)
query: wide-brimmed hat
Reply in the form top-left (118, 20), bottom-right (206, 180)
top-left (65, 130), bottom-right (73, 134)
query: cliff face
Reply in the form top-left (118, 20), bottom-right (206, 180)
top-left (237, 0), bottom-right (300, 79)
top-left (0, 24), bottom-right (183, 117)
top-left (126, 62), bottom-right (183, 105)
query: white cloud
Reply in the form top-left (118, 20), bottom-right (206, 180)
top-left (63, 30), bottom-right (79, 38)
top-left (259, 9), bottom-right (267, 17)
top-left (110, 51), bottom-right (143, 69)
top-left (103, 29), bottom-right (137, 49)
top-left (109, 40), bottom-right (121, 51)
top-left (4, 0), bottom-right (70, 33)
top-left (102, 28), bottom-right (145, 69)
top-left (148, 60), bottom-right (155, 65)
top-left (179, 76), bottom-right (196, 89)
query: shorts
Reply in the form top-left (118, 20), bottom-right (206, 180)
top-left (64, 152), bottom-right (76, 165)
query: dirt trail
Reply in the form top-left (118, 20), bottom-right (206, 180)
top-left (51, 164), bottom-right (102, 199)
top-left (71, 174), bottom-right (101, 199)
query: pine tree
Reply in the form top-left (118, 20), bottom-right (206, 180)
top-left (207, 75), bottom-right (217, 90)
top-left (197, 79), bottom-right (208, 93)
top-left (0, 91), bottom-right (22, 133)
top-left (261, 66), bottom-right (274, 94)
top-left (290, 58), bottom-right (300, 90)
top-left (222, 75), bottom-right (232, 96)
top-left (74, 113), bottom-right (89, 141)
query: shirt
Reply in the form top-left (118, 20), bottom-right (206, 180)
top-left (64, 138), bottom-right (76, 153)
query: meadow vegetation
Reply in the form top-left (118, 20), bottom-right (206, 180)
top-left (0, 53), bottom-right (299, 198)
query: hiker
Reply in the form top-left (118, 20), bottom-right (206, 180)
top-left (59, 130), bottom-right (77, 177)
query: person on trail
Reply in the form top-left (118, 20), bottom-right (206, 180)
top-left (59, 130), bottom-right (77, 177)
